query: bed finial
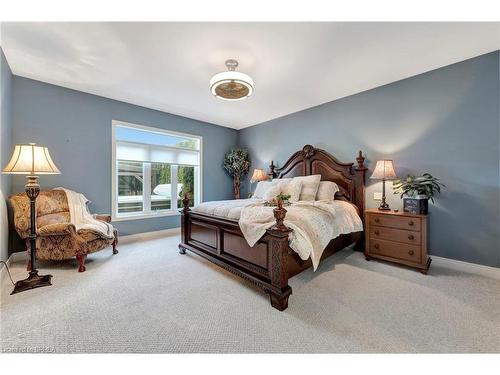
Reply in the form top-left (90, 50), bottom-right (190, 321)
top-left (182, 192), bottom-right (191, 213)
top-left (268, 160), bottom-right (277, 179)
top-left (356, 150), bottom-right (366, 171)
top-left (269, 199), bottom-right (291, 233)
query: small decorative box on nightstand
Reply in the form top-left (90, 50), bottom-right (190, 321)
top-left (364, 209), bottom-right (432, 274)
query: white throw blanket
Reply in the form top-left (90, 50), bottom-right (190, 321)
top-left (238, 201), bottom-right (363, 271)
top-left (55, 188), bottom-right (114, 240)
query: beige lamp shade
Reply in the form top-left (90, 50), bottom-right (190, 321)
top-left (370, 160), bottom-right (397, 180)
top-left (2, 143), bottom-right (61, 175)
top-left (250, 168), bottom-right (267, 183)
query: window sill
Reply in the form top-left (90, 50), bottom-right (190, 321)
top-left (112, 210), bottom-right (181, 222)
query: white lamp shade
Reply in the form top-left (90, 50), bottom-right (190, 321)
top-left (2, 144), bottom-right (61, 175)
top-left (370, 160), bottom-right (397, 180)
top-left (250, 168), bottom-right (267, 183)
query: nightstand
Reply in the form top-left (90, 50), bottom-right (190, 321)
top-left (365, 209), bottom-right (432, 274)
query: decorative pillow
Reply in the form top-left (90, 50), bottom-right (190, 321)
top-left (253, 181), bottom-right (275, 199)
top-left (293, 174), bottom-right (322, 201)
top-left (316, 181), bottom-right (340, 201)
top-left (277, 179), bottom-right (302, 202)
top-left (262, 184), bottom-right (282, 201)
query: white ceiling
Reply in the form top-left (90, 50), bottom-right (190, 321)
top-left (2, 22), bottom-right (499, 129)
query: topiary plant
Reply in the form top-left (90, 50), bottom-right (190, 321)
top-left (223, 148), bottom-right (251, 199)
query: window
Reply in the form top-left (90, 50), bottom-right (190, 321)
top-left (112, 121), bottom-right (202, 220)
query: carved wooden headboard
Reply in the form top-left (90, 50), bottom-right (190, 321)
top-left (268, 145), bottom-right (367, 219)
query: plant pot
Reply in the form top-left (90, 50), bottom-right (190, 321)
top-left (403, 195), bottom-right (428, 215)
top-left (233, 177), bottom-right (241, 199)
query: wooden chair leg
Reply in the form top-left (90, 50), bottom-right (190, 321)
top-left (76, 254), bottom-right (86, 272)
top-left (112, 229), bottom-right (119, 255)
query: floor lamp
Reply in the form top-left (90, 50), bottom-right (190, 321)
top-left (3, 143), bottom-right (61, 294)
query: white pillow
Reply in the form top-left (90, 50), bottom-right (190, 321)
top-left (316, 181), bottom-right (340, 201)
top-left (253, 181), bottom-right (274, 199)
top-left (293, 174), bottom-right (322, 201)
top-left (262, 184), bottom-right (282, 201)
top-left (276, 179), bottom-right (302, 202)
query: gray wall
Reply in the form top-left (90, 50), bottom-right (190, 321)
top-left (240, 51), bottom-right (500, 268)
top-left (7, 51), bottom-right (500, 267)
top-left (0, 47), bottom-right (13, 262)
top-left (11, 77), bottom-right (238, 241)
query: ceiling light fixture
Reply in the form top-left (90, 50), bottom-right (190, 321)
top-left (210, 59), bottom-right (254, 101)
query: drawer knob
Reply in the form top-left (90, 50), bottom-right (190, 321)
top-left (408, 234), bottom-right (415, 240)
top-left (374, 244), bottom-right (380, 249)
top-left (374, 230), bottom-right (380, 235)
top-left (408, 250), bottom-right (414, 255)
top-left (374, 218), bottom-right (380, 223)
top-left (408, 221), bottom-right (414, 226)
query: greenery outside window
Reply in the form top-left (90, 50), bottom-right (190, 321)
top-left (112, 121), bottom-right (202, 220)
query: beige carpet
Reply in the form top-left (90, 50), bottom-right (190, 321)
top-left (1, 234), bottom-right (499, 353)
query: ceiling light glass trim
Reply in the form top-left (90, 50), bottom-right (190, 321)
top-left (210, 59), bottom-right (254, 101)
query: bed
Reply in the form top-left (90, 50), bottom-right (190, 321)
top-left (178, 145), bottom-right (367, 311)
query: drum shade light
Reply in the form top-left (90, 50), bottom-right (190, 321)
top-left (210, 59), bottom-right (254, 101)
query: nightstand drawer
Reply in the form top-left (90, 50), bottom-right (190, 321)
top-left (369, 226), bottom-right (421, 245)
top-left (369, 238), bottom-right (421, 263)
top-left (369, 214), bottom-right (421, 231)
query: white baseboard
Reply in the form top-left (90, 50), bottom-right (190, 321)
top-left (119, 227), bottom-right (181, 244)
top-left (431, 255), bottom-right (500, 280)
top-left (10, 252), bottom-right (25, 262)
top-left (3, 229), bottom-right (498, 282)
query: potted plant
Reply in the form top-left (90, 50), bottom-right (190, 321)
top-left (223, 148), bottom-right (251, 199)
top-left (392, 173), bottom-right (445, 214)
top-left (264, 193), bottom-right (292, 207)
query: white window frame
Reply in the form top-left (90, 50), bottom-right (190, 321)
top-left (111, 120), bottom-right (203, 221)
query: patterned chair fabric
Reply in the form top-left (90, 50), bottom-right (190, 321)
top-left (10, 190), bottom-right (117, 264)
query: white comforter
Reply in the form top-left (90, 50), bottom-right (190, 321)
top-left (193, 199), bottom-right (363, 270)
top-left (192, 198), bottom-right (265, 220)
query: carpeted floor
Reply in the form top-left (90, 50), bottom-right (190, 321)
top-left (1, 234), bottom-right (499, 353)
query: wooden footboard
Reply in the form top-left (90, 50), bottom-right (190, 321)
top-left (179, 197), bottom-right (293, 310)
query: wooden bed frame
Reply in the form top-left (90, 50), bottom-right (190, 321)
top-left (178, 145), bottom-right (367, 311)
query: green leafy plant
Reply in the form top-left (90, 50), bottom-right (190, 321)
top-left (277, 193), bottom-right (291, 202)
top-left (223, 148), bottom-right (251, 199)
top-left (263, 193), bottom-right (292, 207)
top-left (392, 173), bottom-right (445, 203)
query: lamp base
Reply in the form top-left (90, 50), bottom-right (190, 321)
top-left (378, 202), bottom-right (391, 211)
top-left (11, 270), bottom-right (52, 295)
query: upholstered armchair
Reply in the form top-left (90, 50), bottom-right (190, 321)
top-left (10, 189), bottom-right (118, 272)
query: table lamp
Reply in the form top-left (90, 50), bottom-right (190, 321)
top-left (370, 159), bottom-right (397, 211)
top-left (250, 168), bottom-right (267, 196)
top-left (3, 143), bottom-right (61, 294)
